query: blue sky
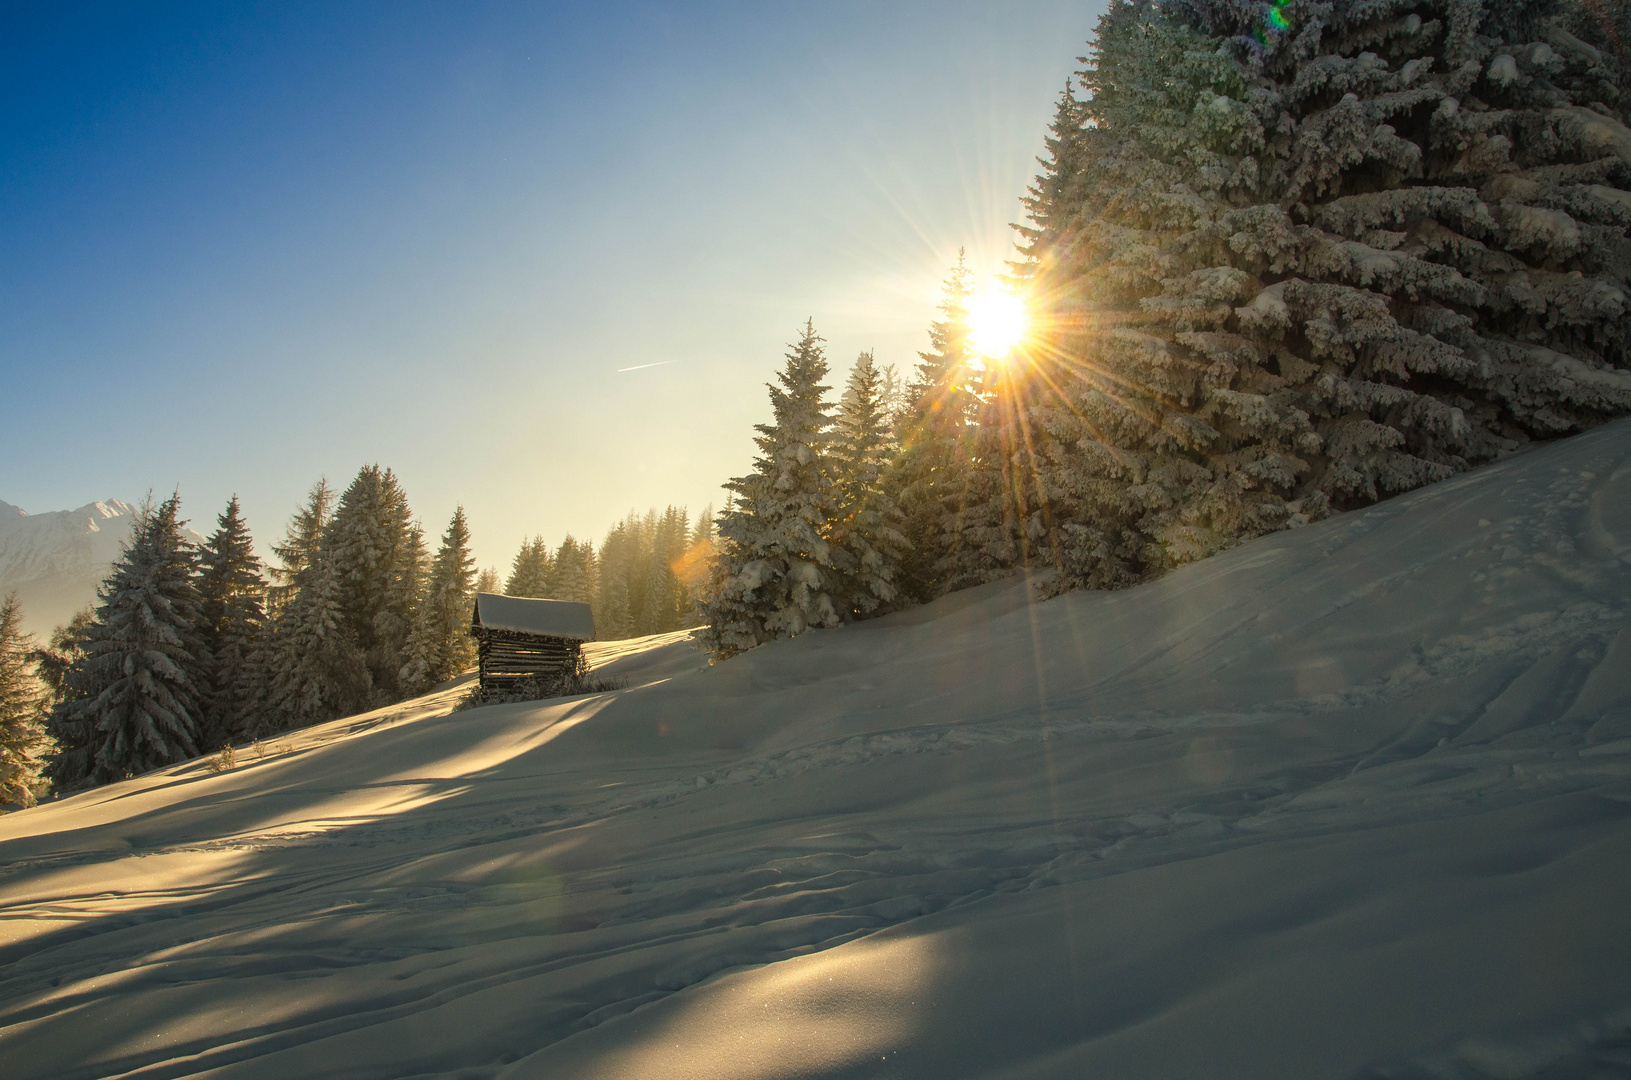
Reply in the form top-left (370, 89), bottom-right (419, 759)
top-left (2, 1), bottom-right (1102, 571)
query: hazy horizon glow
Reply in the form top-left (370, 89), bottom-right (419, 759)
top-left (2, 1), bottom-right (1104, 571)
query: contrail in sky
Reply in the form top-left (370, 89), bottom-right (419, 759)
top-left (617, 360), bottom-right (677, 373)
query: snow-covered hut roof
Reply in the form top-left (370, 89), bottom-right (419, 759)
top-left (471, 593), bottom-right (596, 641)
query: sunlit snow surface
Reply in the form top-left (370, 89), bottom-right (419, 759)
top-left (5, 423), bottom-right (1631, 1079)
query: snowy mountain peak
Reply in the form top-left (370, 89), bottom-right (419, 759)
top-left (69, 499), bottom-right (137, 532)
top-left (0, 497), bottom-right (200, 635)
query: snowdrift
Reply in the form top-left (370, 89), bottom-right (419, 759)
top-left (4, 422), bottom-right (1631, 1078)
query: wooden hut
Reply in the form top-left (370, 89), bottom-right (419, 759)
top-left (471, 593), bottom-right (596, 694)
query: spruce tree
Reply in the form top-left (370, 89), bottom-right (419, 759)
top-left (504, 536), bottom-right (552, 597)
top-left (700, 320), bottom-right (844, 659)
top-left (30, 606), bottom-right (94, 710)
top-left (260, 480), bottom-right (368, 734)
top-left (379, 497), bottom-right (426, 702)
top-left (636, 507), bottom-right (690, 635)
top-left (832, 351), bottom-right (909, 617)
top-left (939, 343), bottom-right (1055, 592)
top-left (400, 508), bottom-right (478, 693)
top-left (326, 466), bottom-right (420, 703)
top-left (596, 515), bottom-right (634, 633)
top-left (475, 566), bottom-right (501, 595)
top-left (1013, 82), bottom-right (1094, 287)
top-left (691, 505), bottom-right (717, 549)
top-left (0, 594), bottom-right (51, 808)
top-left (597, 573), bottom-right (634, 640)
top-left (196, 497), bottom-right (266, 748)
top-left (878, 361), bottom-right (908, 428)
top-left (46, 495), bottom-right (208, 789)
top-left (263, 549), bottom-right (370, 731)
top-left (267, 478), bottom-right (332, 620)
top-left (1008, 0), bottom-right (1631, 588)
top-left (887, 254), bottom-right (978, 602)
top-left (547, 536), bottom-right (597, 604)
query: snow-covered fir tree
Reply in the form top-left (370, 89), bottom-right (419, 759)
top-left (939, 339), bottom-right (1052, 592)
top-left (877, 361), bottom-right (908, 429)
top-left (504, 536), bottom-right (552, 597)
top-left (195, 496), bottom-right (266, 749)
top-left (260, 481), bottom-right (369, 734)
top-left (548, 536), bottom-right (597, 604)
top-left (264, 552), bottom-right (370, 731)
top-left (597, 572), bottom-right (634, 639)
top-left (392, 518), bottom-right (428, 644)
top-left (1002, 0), bottom-right (1631, 588)
top-left (886, 254), bottom-right (978, 602)
top-left (400, 508), bottom-right (478, 693)
top-left (1012, 81), bottom-right (1094, 290)
top-left (0, 594), bottom-right (51, 808)
top-left (326, 466), bottom-right (421, 703)
top-left (700, 320), bottom-right (844, 659)
top-left (832, 351), bottom-right (909, 616)
top-left (29, 606), bottom-right (93, 711)
top-left (475, 566), bottom-right (501, 596)
top-left (638, 507), bottom-right (690, 635)
top-left (46, 495), bottom-right (208, 789)
top-left (593, 515), bottom-right (640, 640)
top-left (266, 477), bottom-right (332, 621)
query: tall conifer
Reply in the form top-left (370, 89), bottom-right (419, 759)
top-left (260, 480), bottom-right (368, 733)
top-left (196, 497), bottom-right (266, 748)
top-left (888, 255), bottom-right (978, 602)
top-left (701, 320), bottom-right (843, 659)
top-left (832, 351), bottom-right (909, 616)
top-left (0, 594), bottom-right (50, 807)
top-left (263, 549), bottom-right (369, 731)
top-left (46, 495), bottom-right (207, 789)
top-left (400, 508), bottom-right (478, 693)
top-left (595, 514), bottom-right (642, 638)
top-left (548, 537), bottom-right (597, 604)
top-left (327, 466), bottom-right (420, 703)
top-left (635, 507), bottom-right (690, 634)
top-left (505, 536), bottom-right (552, 597)
top-left (30, 607), bottom-right (93, 711)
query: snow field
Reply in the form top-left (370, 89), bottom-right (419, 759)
top-left (2, 421), bottom-right (1631, 1077)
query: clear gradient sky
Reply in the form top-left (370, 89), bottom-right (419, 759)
top-left (2, 1), bottom-right (1105, 573)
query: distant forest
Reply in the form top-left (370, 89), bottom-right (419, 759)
top-left (0, 472), bottom-right (723, 801)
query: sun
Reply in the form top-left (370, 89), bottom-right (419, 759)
top-left (967, 287), bottom-right (1027, 359)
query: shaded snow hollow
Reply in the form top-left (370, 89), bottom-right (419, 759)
top-left (5, 423), bottom-right (1631, 1079)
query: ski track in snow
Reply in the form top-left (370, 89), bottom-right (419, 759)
top-left (3, 425), bottom-right (1631, 1078)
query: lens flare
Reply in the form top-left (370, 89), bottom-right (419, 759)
top-left (967, 289), bottom-right (1027, 359)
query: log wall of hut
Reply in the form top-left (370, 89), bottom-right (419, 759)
top-left (475, 627), bottom-right (584, 692)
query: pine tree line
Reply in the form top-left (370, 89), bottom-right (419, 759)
top-left (31, 466), bottom-right (483, 793)
top-left (700, 321), bottom-right (909, 659)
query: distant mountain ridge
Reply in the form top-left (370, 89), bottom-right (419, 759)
top-left (0, 499), bottom-right (205, 637)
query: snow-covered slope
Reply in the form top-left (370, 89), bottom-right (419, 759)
top-left (3, 422), bottom-right (1631, 1079)
top-left (0, 499), bottom-right (150, 636)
